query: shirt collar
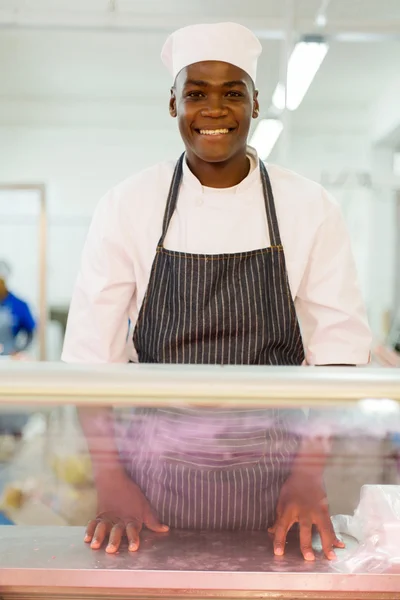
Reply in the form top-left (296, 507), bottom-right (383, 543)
top-left (182, 145), bottom-right (261, 195)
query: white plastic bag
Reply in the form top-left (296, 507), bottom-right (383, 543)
top-left (331, 485), bottom-right (400, 573)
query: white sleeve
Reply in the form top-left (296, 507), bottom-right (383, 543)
top-left (62, 190), bottom-right (135, 364)
top-left (295, 194), bottom-right (372, 366)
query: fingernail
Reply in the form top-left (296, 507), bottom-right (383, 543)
top-left (274, 547), bottom-right (284, 556)
top-left (161, 525), bottom-right (169, 532)
top-left (91, 539), bottom-right (99, 548)
top-left (129, 543), bottom-right (138, 552)
top-left (84, 535), bottom-right (90, 542)
top-left (106, 544), bottom-right (115, 553)
top-left (304, 552), bottom-right (315, 561)
top-left (328, 551), bottom-right (336, 560)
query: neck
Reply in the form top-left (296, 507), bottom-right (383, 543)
top-left (185, 150), bottom-right (250, 188)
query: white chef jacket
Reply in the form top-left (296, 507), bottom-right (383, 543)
top-left (62, 147), bottom-right (372, 366)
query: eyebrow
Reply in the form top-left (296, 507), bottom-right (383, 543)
top-left (184, 79), bottom-right (247, 88)
top-left (223, 80), bottom-right (247, 88)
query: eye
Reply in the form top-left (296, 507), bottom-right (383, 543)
top-left (186, 91), bottom-right (205, 99)
top-left (226, 91), bottom-right (244, 98)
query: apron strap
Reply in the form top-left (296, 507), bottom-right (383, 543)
top-left (158, 153), bottom-right (185, 246)
top-left (259, 160), bottom-right (282, 247)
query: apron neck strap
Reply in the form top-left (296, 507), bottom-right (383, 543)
top-left (259, 160), bottom-right (281, 247)
top-left (158, 153), bottom-right (185, 246)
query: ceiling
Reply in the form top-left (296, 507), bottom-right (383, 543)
top-left (2, 0), bottom-right (400, 25)
top-left (0, 0), bottom-right (400, 134)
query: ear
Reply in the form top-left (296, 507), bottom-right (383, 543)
top-left (252, 89), bottom-right (260, 119)
top-left (169, 88), bottom-right (177, 118)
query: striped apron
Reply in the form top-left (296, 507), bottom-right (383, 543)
top-left (121, 155), bottom-right (305, 530)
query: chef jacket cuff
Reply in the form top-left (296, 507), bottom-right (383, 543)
top-left (305, 344), bottom-right (371, 366)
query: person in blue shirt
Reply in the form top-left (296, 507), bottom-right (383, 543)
top-left (0, 260), bottom-right (36, 357)
top-left (0, 261), bottom-right (37, 436)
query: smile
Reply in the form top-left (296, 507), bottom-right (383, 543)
top-left (196, 128), bottom-right (235, 136)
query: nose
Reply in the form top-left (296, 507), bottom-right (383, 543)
top-left (200, 95), bottom-right (228, 118)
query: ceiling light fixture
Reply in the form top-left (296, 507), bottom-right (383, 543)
top-left (249, 119), bottom-right (284, 160)
top-left (272, 35), bottom-right (329, 111)
top-left (315, 0), bottom-right (331, 28)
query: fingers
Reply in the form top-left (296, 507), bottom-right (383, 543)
top-left (84, 506), bottom-right (169, 554)
top-left (271, 510), bottom-right (345, 562)
top-left (126, 522), bottom-right (141, 552)
top-left (87, 519), bottom-right (141, 553)
top-left (272, 518), bottom-right (294, 557)
top-left (333, 535), bottom-right (345, 549)
top-left (299, 518), bottom-right (315, 561)
top-left (84, 519), bottom-right (97, 543)
top-left (106, 523), bottom-right (124, 554)
top-left (144, 510), bottom-right (169, 534)
top-left (90, 521), bottom-right (110, 550)
top-left (316, 516), bottom-right (340, 560)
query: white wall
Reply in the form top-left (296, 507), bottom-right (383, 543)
top-left (367, 148), bottom-right (399, 337)
top-left (370, 76), bottom-right (400, 144)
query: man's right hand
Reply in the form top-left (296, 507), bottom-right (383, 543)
top-left (84, 471), bottom-right (169, 553)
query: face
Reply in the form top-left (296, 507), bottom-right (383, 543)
top-left (170, 61), bottom-right (259, 164)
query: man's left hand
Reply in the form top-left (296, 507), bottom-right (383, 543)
top-left (268, 473), bottom-right (345, 561)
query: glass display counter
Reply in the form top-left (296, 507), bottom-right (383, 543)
top-left (0, 363), bottom-right (399, 599)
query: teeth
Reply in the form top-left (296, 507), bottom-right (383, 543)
top-left (199, 129), bottom-right (230, 136)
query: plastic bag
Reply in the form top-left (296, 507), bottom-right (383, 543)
top-left (331, 484), bottom-right (400, 573)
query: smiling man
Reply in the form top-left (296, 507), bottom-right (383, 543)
top-left (63, 23), bottom-right (371, 560)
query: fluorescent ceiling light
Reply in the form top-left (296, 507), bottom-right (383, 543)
top-left (249, 119), bottom-right (283, 160)
top-left (315, 14), bottom-right (327, 27)
top-left (272, 38), bottom-right (329, 111)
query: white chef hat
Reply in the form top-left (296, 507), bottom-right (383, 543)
top-left (161, 22), bottom-right (262, 84)
top-left (0, 260), bottom-right (10, 281)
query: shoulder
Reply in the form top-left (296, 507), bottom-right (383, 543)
top-left (6, 293), bottom-right (29, 313)
top-left (265, 163), bottom-right (339, 223)
top-left (101, 160), bottom-right (177, 213)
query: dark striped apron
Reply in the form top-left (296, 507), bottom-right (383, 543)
top-left (121, 155), bottom-right (305, 530)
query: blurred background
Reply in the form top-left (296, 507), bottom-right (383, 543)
top-left (0, 0), bottom-right (399, 361)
